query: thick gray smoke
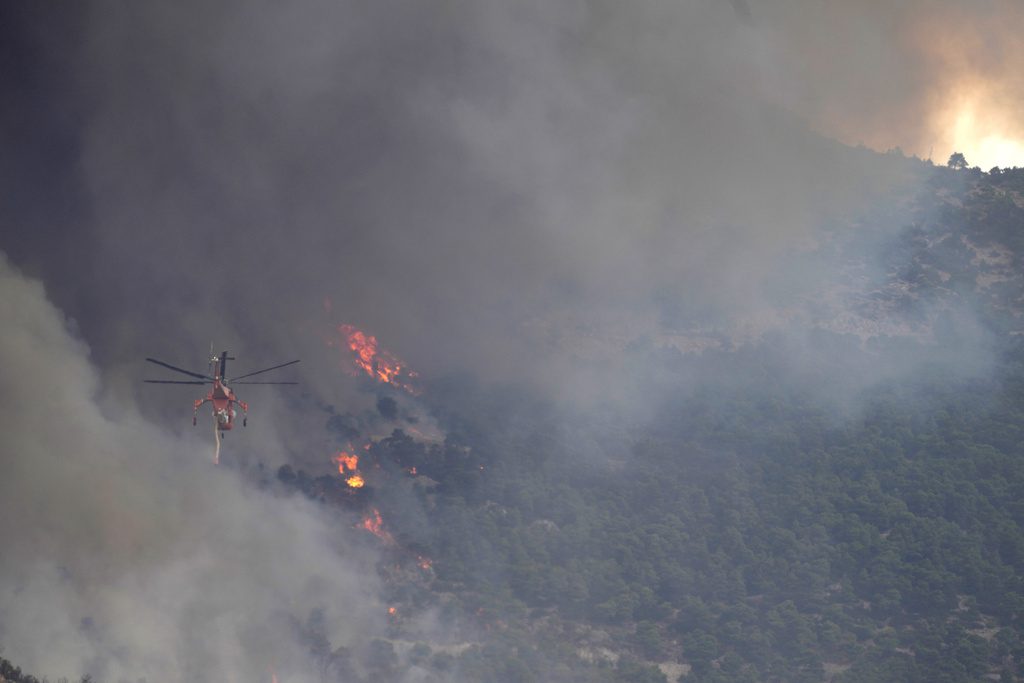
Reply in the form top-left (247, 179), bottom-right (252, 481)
top-left (2, 0), bottom-right (931, 401)
top-left (0, 1), bottom-right (1011, 677)
top-left (0, 256), bottom-right (382, 681)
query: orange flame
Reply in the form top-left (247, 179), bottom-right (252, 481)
top-left (332, 450), bottom-right (367, 488)
top-left (361, 508), bottom-right (395, 544)
top-left (333, 324), bottom-right (419, 393)
top-left (332, 448), bottom-right (373, 489)
top-left (363, 508), bottom-right (384, 533)
top-left (388, 606), bottom-right (397, 615)
top-left (417, 555), bottom-right (433, 570)
top-left (332, 451), bottom-right (359, 474)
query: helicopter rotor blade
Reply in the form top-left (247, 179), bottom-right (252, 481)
top-left (145, 357), bottom-right (214, 381)
top-left (143, 380), bottom-right (209, 385)
top-left (229, 359), bottom-right (300, 382)
top-left (231, 381), bottom-right (300, 385)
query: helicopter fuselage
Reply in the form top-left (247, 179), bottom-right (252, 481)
top-left (145, 349), bottom-right (298, 436)
top-left (197, 375), bottom-right (248, 431)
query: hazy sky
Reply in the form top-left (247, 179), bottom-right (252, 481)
top-left (748, 0), bottom-right (1024, 170)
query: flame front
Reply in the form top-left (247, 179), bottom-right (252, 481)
top-left (333, 451), bottom-right (359, 475)
top-left (361, 508), bottom-right (395, 544)
top-left (333, 324), bottom-right (419, 393)
top-left (362, 508), bottom-right (384, 534)
top-left (332, 450), bottom-right (367, 489)
top-left (342, 325), bottom-right (386, 380)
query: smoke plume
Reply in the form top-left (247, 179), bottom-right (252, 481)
top-left (1, 0), bottom-right (950, 397)
top-left (0, 255), bottom-right (381, 681)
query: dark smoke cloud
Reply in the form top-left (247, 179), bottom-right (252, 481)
top-left (4, 1), bottom-right (1010, 459)
top-left (1, 1), bottom-right (932, 397)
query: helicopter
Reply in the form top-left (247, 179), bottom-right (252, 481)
top-left (145, 350), bottom-right (299, 437)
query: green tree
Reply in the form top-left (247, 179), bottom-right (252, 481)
top-left (636, 620), bottom-right (666, 658)
top-left (947, 152), bottom-right (968, 169)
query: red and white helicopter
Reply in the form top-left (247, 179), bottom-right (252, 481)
top-left (145, 350), bottom-right (299, 437)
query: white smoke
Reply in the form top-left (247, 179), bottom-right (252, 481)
top-left (0, 254), bottom-right (382, 681)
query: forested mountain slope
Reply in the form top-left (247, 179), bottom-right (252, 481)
top-left (6, 166), bottom-right (1023, 683)
top-left (270, 166), bottom-right (1024, 682)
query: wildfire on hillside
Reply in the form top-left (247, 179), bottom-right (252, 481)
top-left (361, 508), bottom-right (395, 544)
top-left (334, 452), bottom-right (358, 472)
top-left (327, 322), bottom-right (420, 394)
top-left (357, 507), bottom-right (436, 578)
top-left (332, 449), bottom-right (366, 489)
top-left (318, 408), bottom-right (439, 586)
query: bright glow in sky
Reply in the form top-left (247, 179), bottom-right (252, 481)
top-left (766, 2), bottom-right (1024, 171)
top-left (946, 106), bottom-right (1024, 169)
top-left (915, 5), bottom-right (1024, 170)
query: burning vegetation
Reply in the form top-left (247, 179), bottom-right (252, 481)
top-left (360, 508), bottom-right (395, 545)
top-left (332, 449), bottom-right (365, 489)
top-left (329, 323), bottom-right (420, 394)
top-left (287, 433), bottom-right (442, 583)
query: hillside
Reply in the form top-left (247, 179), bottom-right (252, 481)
top-left (4, 165), bottom-right (1023, 683)
top-left (263, 165), bottom-right (1024, 682)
